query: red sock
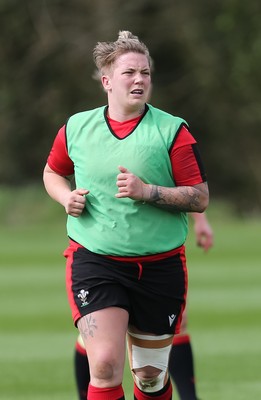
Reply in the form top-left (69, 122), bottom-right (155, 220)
top-left (87, 384), bottom-right (124, 400)
top-left (134, 379), bottom-right (172, 400)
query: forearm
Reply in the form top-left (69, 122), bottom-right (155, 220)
top-left (143, 182), bottom-right (209, 213)
top-left (191, 211), bottom-right (208, 221)
top-left (43, 164), bottom-right (72, 208)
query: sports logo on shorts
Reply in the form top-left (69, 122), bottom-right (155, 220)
top-left (77, 289), bottom-right (89, 307)
top-left (168, 314), bottom-right (177, 327)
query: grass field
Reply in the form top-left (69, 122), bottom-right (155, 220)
top-left (0, 186), bottom-right (261, 399)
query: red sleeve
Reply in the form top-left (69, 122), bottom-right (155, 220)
top-left (170, 125), bottom-right (207, 186)
top-left (47, 125), bottom-right (74, 176)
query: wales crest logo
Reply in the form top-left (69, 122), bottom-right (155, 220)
top-left (77, 289), bottom-right (89, 307)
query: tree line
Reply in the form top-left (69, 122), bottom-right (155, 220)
top-left (1, 0), bottom-right (260, 213)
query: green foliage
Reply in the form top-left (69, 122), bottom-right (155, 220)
top-left (0, 0), bottom-right (261, 211)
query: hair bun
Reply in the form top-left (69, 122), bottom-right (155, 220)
top-left (117, 31), bottom-right (139, 41)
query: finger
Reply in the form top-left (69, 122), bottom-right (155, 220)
top-left (75, 196), bottom-right (86, 204)
top-left (118, 187), bottom-right (128, 193)
top-left (203, 239), bottom-right (213, 252)
top-left (197, 237), bottom-right (210, 252)
top-left (197, 237), bottom-right (206, 249)
top-left (116, 180), bottom-right (127, 187)
top-left (118, 165), bottom-right (129, 173)
top-left (74, 203), bottom-right (85, 210)
top-left (115, 192), bottom-right (128, 198)
top-left (69, 211), bottom-right (82, 217)
top-left (116, 174), bottom-right (127, 181)
top-left (75, 189), bottom-right (89, 196)
top-left (69, 201), bottom-right (86, 214)
top-left (68, 197), bottom-right (86, 211)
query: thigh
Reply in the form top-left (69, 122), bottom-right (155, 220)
top-left (77, 306), bottom-right (129, 380)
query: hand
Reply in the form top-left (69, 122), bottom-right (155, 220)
top-left (115, 166), bottom-right (148, 200)
top-left (193, 213), bottom-right (214, 252)
top-left (63, 189), bottom-right (89, 217)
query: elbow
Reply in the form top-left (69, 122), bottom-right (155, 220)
top-left (197, 196), bottom-right (209, 213)
top-left (197, 188), bottom-right (209, 213)
top-left (195, 182), bottom-right (209, 213)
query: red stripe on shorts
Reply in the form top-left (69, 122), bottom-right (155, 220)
top-left (174, 246), bottom-right (188, 334)
top-left (63, 241), bottom-right (84, 325)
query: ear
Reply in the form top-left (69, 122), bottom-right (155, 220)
top-left (101, 75), bottom-right (111, 91)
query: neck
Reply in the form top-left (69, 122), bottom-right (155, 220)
top-left (107, 105), bottom-right (145, 122)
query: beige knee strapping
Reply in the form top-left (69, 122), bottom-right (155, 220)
top-left (127, 331), bottom-right (173, 392)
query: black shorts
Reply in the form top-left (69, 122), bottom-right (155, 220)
top-left (64, 240), bottom-right (188, 335)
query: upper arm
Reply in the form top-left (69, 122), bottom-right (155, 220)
top-left (170, 126), bottom-right (207, 186)
top-left (47, 125), bottom-right (74, 176)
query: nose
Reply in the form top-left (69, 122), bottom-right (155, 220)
top-left (134, 73), bottom-right (144, 83)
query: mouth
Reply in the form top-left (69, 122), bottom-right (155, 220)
top-left (130, 89), bottom-right (144, 95)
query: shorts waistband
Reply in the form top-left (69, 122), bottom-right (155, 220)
top-left (68, 238), bottom-right (185, 263)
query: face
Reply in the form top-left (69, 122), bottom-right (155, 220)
top-left (102, 52), bottom-right (151, 113)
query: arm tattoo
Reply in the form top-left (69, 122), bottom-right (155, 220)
top-left (150, 185), bottom-right (161, 202)
top-left (78, 314), bottom-right (97, 340)
top-left (148, 183), bottom-right (208, 212)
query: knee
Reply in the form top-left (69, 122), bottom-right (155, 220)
top-left (91, 349), bottom-right (121, 384)
top-left (127, 331), bottom-right (173, 392)
top-left (135, 365), bottom-right (161, 380)
top-left (94, 360), bottom-right (114, 381)
top-left (133, 366), bottom-right (166, 392)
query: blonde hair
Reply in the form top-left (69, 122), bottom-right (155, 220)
top-left (93, 30), bottom-right (152, 75)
